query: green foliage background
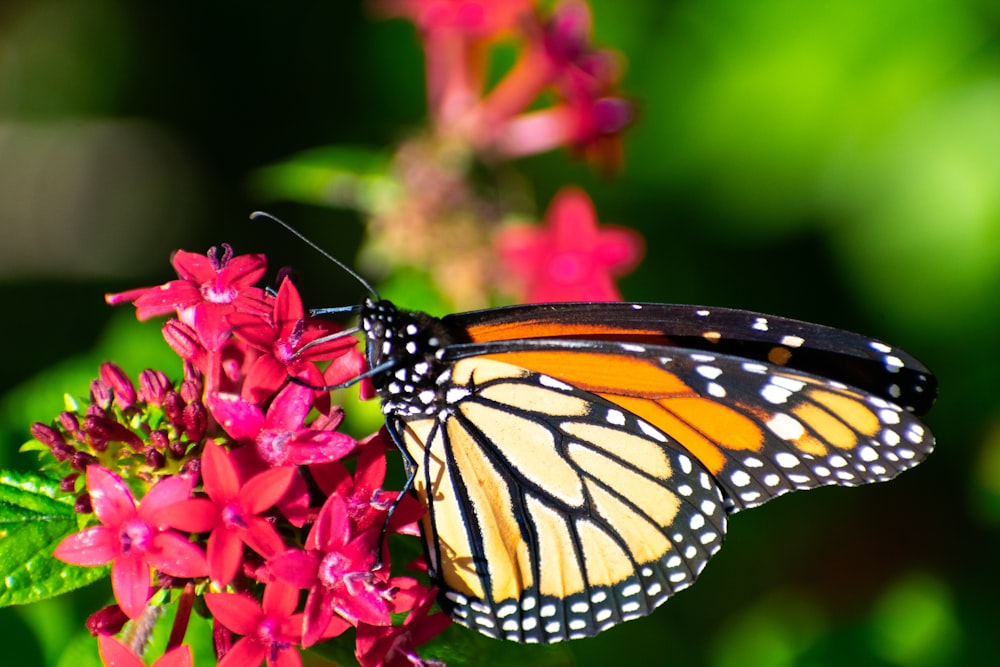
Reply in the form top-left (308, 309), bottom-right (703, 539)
top-left (1, 1), bottom-right (998, 665)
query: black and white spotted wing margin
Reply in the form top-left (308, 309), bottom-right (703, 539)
top-left (390, 356), bottom-right (729, 643)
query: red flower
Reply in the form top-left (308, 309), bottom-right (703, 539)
top-left (310, 432), bottom-right (423, 539)
top-left (228, 277), bottom-right (358, 407)
top-left (53, 467), bottom-right (208, 619)
top-left (97, 635), bottom-right (192, 667)
top-left (208, 383), bottom-right (356, 468)
top-left (205, 581), bottom-right (313, 667)
top-left (161, 442), bottom-right (295, 587)
top-left (268, 494), bottom-right (394, 646)
top-left (355, 587), bottom-right (451, 667)
top-left (208, 383), bottom-right (356, 525)
top-left (496, 186), bottom-right (644, 302)
top-left (107, 245), bottom-right (270, 341)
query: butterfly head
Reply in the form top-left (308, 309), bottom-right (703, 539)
top-left (359, 298), bottom-right (459, 416)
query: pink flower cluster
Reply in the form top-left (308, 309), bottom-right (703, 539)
top-left (379, 0), bottom-right (633, 170)
top-left (38, 246), bottom-right (449, 667)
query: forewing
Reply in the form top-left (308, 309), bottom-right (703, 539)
top-left (447, 302), bottom-right (936, 416)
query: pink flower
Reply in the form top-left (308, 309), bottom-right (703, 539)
top-left (161, 442), bottom-right (295, 587)
top-left (310, 433), bottom-right (423, 539)
top-left (355, 587), bottom-right (451, 667)
top-left (205, 581), bottom-right (315, 667)
top-left (97, 636), bottom-right (192, 667)
top-left (208, 383), bottom-right (356, 525)
top-left (228, 277), bottom-right (358, 407)
top-left (53, 467), bottom-right (208, 619)
top-left (107, 245), bottom-right (270, 341)
top-left (208, 383), bottom-right (356, 468)
top-left (496, 186), bottom-right (644, 302)
top-left (268, 494), bottom-right (395, 646)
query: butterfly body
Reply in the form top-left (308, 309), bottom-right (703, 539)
top-left (357, 298), bottom-right (936, 643)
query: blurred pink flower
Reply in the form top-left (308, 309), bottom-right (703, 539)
top-left (496, 186), bottom-right (644, 302)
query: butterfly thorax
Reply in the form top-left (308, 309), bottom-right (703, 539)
top-left (360, 298), bottom-right (466, 418)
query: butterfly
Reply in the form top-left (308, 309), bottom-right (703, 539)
top-left (255, 212), bottom-right (936, 644)
top-left (356, 298), bottom-right (936, 644)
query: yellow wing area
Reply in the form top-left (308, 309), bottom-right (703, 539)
top-left (393, 356), bottom-right (727, 642)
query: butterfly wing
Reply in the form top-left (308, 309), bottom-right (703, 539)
top-left (446, 302), bottom-right (937, 416)
top-left (386, 355), bottom-right (728, 643)
top-left (366, 299), bottom-right (936, 644)
top-left (442, 338), bottom-right (934, 512)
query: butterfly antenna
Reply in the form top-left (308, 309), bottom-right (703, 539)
top-left (250, 211), bottom-right (379, 299)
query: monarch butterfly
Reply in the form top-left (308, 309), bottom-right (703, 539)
top-left (259, 214), bottom-right (937, 644)
top-left (357, 299), bottom-right (935, 644)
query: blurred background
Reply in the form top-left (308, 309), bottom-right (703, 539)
top-left (1, 0), bottom-right (998, 665)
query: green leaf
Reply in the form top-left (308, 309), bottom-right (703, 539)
top-left (250, 145), bottom-right (399, 214)
top-left (0, 469), bottom-right (108, 607)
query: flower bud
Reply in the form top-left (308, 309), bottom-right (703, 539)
top-left (163, 391), bottom-right (185, 427)
top-left (99, 362), bottom-right (137, 409)
top-left (89, 379), bottom-right (113, 410)
top-left (30, 423), bottom-right (64, 447)
top-left (70, 451), bottom-right (99, 472)
top-left (138, 369), bottom-right (171, 405)
top-left (183, 402), bottom-right (207, 442)
top-left (86, 604), bottom-right (129, 636)
top-left (57, 411), bottom-right (80, 434)
top-left (145, 448), bottom-right (166, 469)
top-left (59, 473), bottom-right (79, 492)
top-left (149, 429), bottom-right (170, 450)
top-left (75, 492), bottom-right (93, 514)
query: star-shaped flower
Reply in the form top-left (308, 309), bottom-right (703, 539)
top-left (162, 442), bottom-right (295, 587)
top-left (208, 383), bottom-right (356, 525)
top-left (496, 186), bottom-right (644, 302)
top-left (106, 245), bottom-right (271, 350)
top-left (205, 581), bottom-right (322, 667)
top-left (355, 587), bottom-right (451, 667)
top-left (53, 467), bottom-right (208, 619)
top-left (268, 494), bottom-right (395, 646)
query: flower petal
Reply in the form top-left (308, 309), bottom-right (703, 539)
top-left (217, 253), bottom-right (268, 289)
top-left (284, 431), bottom-right (356, 466)
top-left (202, 441), bottom-right (241, 503)
top-left (159, 498), bottom-right (218, 533)
top-left (111, 556), bottom-right (151, 619)
top-left (301, 589), bottom-right (336, 648)
top-left (139, 475), bottom-right (196, 527)
top-left (87, 466), bottom-right (137, 527)
top-left (217, 637), bottom-right (265, 667)
top-left (154, 645), bottom-right (194, 667)
top-left (205, 593), bottom-right (263, 636)
top-left (53, 526), bottom-right (117, 566)
top-left (208, 393), bottom-right (266, 442)
top-left (97, 635), bottom-right (144, 667)
top-left (207, 526), bottom-right (244, 587)
top-left (268, 549), bottom-right (320, 589)
top-left (264, 384), bottom-right (313, 432)
top-left (241, 516), bottom-right (286, 559)
top-left (263, 580), bottom-right (301, 617)
top-left (239, 466), bottom-right (296, 514)
top-left (148, 532), bottom-right (208, 578)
